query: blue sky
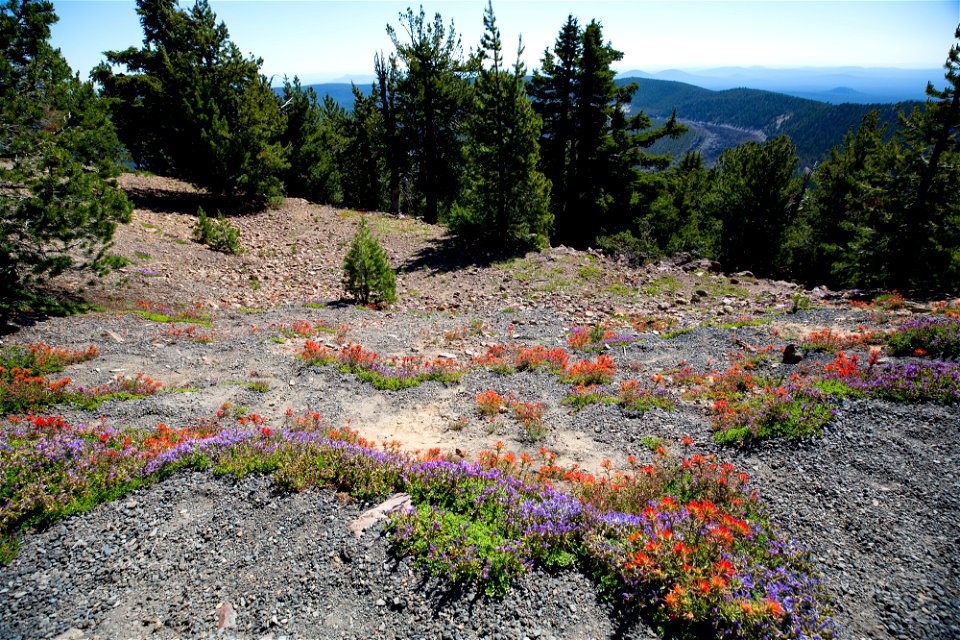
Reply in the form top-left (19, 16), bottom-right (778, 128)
top-left (51, 1), bottom-right (958, 84)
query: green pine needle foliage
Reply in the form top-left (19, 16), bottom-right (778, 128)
top-left (342, 218), bottom-right (397, 306)
top-left (192, 208), bottom-right (242, 255)
top-left (1, 0), bottom-right (132, 313)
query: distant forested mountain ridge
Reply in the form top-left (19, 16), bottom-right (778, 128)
top-left (300, 78), bottom-right (917, 167)
top-left (621, 78), bottom-right (918, 166)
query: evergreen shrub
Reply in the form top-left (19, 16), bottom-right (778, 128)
top-left (192, 208), bottom-right (242, 255)
top-left (342, 218), bottom-right (397, 306)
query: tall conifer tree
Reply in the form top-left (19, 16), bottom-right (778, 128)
top-left (94, 0), bottom-right (286, 202)
top-left (709, 136), bottom-right (802, 277)
top-left (1, 0), bottom-right (131, 306)
top-left (452, 2), bottom-right (551, 248)
top-left (530, 16), bottom-right (581, 241)
top-left (891, 25), bottom-right (960, 288)
top-left (531, 17), bottom-right (683, 247)
top-left (388, 7), bottom-right (471, 223)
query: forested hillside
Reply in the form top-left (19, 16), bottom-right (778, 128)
top-left (625, 78), bottom-right (917, 165)
top-left (306, 78), bottom-right (916, 167)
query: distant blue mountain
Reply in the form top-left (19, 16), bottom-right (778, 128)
top-left (273, 83), bottom-right (370, 106)
top-left (618, 77), bottom-right (920, 166)
top-left (616, 66), bottom-right (940, 104)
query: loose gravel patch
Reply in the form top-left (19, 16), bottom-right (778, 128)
top-left (2, 176), bottom-right (958, 638)
top-left (2, 303), bottom-right (958, 639)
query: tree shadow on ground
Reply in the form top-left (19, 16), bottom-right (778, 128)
top-left (0, 288), bottom-right (92, 337)
top-left (123, 182), bottom-right (266, 217)
top-left (398, 234), bottom-right (532, 275)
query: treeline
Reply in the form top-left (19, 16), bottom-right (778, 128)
top-left (3, 0), bottom-right (959, 306)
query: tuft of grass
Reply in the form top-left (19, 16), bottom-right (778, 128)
top-left (640, 435), bottom-right (665, 451)
top-left (134, 300), bottom-right (212, 326)
top-left (640, 275), bottom-right (681, 296)
top-left (603, 283), bottom-right (635, 299)
top-left (715, 317), bottom-right (771, 330)
top-left (661, 326), bottom-right (694, 339)
top-left (0, 535), bottom-right (21, 566)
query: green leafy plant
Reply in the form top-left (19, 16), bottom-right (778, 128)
top-left (789, 292), bottom-right (811, 314)
top-left (341, 218), bottom-right (397, 305)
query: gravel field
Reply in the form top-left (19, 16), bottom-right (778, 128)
top-left (1, 303), bottom-right (958, 640)
top-left (1, 176), bottom-right (958, 639)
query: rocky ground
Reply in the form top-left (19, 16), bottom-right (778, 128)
top-left (0, 176), bottom-right (957, 639)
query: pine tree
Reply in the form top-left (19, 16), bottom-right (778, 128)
top-left (452, 2), bottom-right (551, 248)
top-left (277, 77), bottom-right (345, 204)
top-left (640, 151), bottom-right (717, 259)
top-left (340, 84), bottom-right (388, 211)
top-left (342, 218), bottom-right (397, 306)
top-left (890, 25), bottom-right (960, 289)
top-left (709, 136), bottom-right (803, 276)
top-left (374, 52), bottom-right (405, 213)
top-left (388, 7), bottom-right (472, 223)
top-left (94, 0), bottom-right (286, 203)
top-left (793, 112), bottom-right (899, 287)
top-left (0, 0), bottom-right (132, 308)
top-left (530, 16), bottom-right (581, 242)
top-left (793, 26), bottom-right (960, 291)
top-left (530, 17), bottom-right (684, 247)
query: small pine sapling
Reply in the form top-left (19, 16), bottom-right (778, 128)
top-left (342, 218), bottom-right (397, 306)
top-left (192, 207), bottom-right (242, 255)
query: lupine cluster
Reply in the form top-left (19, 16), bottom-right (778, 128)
top-left (387, 444), bottom-right (837, 639)
top-left (0, 414), bottom-right (220, 536)
top-left (886, 316), bottom-right (960, 359)
top-left (819, 351), bottom-right (960, 404)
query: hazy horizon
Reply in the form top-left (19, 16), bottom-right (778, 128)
top-left (50, 1), bottom-right (957, 89)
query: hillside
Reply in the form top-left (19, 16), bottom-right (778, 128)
top-left (1, 175), bottom-right (958, 640)
top-left (304, 79), bottom-right (917, 168)
top-left (622, 78), bottom-right (916, 166)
